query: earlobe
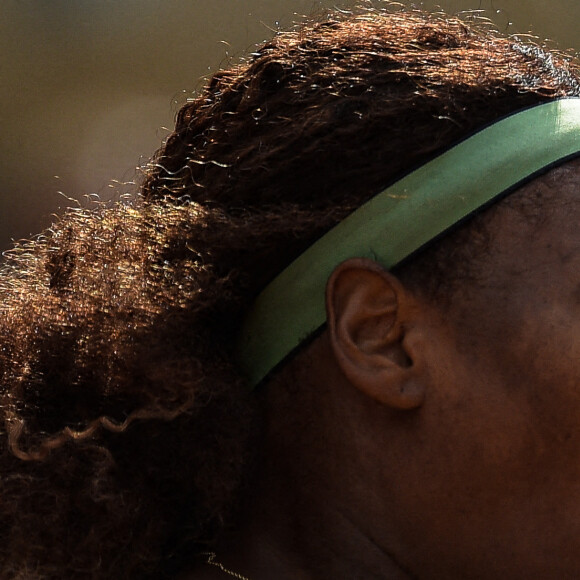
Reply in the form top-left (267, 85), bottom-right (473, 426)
top-left (326, 258), bottom-right (425, 410)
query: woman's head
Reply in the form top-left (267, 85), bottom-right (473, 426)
top-left (145, 6), bottom-right (580, 365)
top-left (0, 7), bottom-right (578, 578)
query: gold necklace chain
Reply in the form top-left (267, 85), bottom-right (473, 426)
top-left (205, 552), bottom-right (252, 580)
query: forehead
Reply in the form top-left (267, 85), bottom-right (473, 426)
top-left (513, 157), bottom-right (579, 218)
top-left (486, 158), bottom-right (580, 258)
top-left (445, 159), bottom-right (580, 328)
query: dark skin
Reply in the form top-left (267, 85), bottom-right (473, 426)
top-left (187, 160), bottom-right (580, 579)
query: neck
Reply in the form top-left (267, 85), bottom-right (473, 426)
top-left (214, 478), bottom-right (414, 580)
top-left (209, 340), bottom-right (415, 580)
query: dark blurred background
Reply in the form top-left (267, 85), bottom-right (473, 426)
top-left (1, 0), bottom-right (578, 251)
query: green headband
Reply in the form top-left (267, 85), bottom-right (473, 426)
top-left (238, 98), bottom-right (580, 387)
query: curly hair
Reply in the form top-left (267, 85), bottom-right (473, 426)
top-left (0, 6), bottom-right (578, 578)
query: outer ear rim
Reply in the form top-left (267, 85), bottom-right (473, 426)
top-left (325, 258), bottom-right (425, 410)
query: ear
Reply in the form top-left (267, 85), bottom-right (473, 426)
top-left (326, 258), bottom-right (425, 410)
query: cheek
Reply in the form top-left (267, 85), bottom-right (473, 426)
top-left (513, 320), bottom-right (580, 456)
top-left (397, 323), bottom-right (541, 504)
top-left (449, 292), bottom-right (580, 484)
top-left (420, 298), bottom-right (578, 486)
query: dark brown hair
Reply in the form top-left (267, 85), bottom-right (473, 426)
top-left (0, 7), bottom-right (578, 578)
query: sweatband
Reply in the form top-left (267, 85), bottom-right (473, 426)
top-left (238, 98), bottom-right (580, 387)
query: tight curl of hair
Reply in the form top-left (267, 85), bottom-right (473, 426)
top-left (0, 7), bottom-right (578, 579)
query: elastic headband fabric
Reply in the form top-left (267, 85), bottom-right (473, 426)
top-left (238, 99), bottom-right (580, 387)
